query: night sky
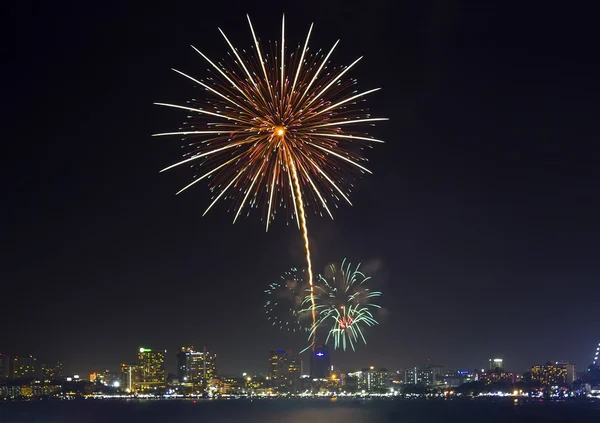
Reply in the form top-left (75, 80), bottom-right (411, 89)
top-left (3, 1), bottom-right (599, 377)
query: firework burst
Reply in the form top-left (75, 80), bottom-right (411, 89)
top-left (264, 267), bottom-right (311, 333)
top-left (155, 15), bottom-right (385, 347)
top-left (304, 259), bottom-right (382, 351)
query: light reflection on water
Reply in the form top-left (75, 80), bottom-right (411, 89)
top-left (0, 398), bottom-right (598, 423)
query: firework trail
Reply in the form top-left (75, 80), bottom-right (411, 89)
top-left (154, 16), bottom-right (385, 347)
top-left (302, 259), bottom-right (382, 351)
top-left (264, 267), bottom-right (311, 333)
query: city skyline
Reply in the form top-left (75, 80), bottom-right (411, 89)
top-left (1, 343), bottom-right (598, 379)
top-left (3, 1), bottom-right (599, 378)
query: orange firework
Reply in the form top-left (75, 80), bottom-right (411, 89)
top-left (154, 15), bottom-right (386, 349)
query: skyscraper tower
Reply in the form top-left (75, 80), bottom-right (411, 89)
top-left (177, 345), bottom-right (194, 382)
top-left (137, 347), bottom-right (166, 390)
top-left (310, 345), bottom-right (330, 379)
top-left (121, 363), bottom-right (140, 392)
top-left (177, 345), bottom-right (217, 389)
top-left (268, 350), bottom-right (290, 392)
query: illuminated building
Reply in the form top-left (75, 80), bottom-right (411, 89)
top-left (416, 367), bottom-right (434, 386)
top-left (218, 377), bottom-right (241, 394)
top-left (358, 367), bottom-right (375, 391)
top-left (268, 350), bottom-right (290, 392)
top-left (489, 358), bottom-right (504, 371)
top-left (0, 354), bottom-right (10, 381)
top-left (245, 374), bottom-right (267, 393)
top-left (531, 362), bottom-right (567, 387)
top-left (177, 345), bottom-right (194, 382)
top-left (327, 370), bottom-right (343, 392)
top-left (0, 384), bottom-right (21, 399)
top-left (428, 364), bottom-right (444, 382)
top-left (442, 370), bottom-right (472, 387)
top-left (137, 347), bottom-right (166, 390)
top-left (403, 367), bottom-right (434, 386)
top-left (555, 361), bottom-right (576, 385)
top-left (478, 370), bottom-right (515, 385)
top-left (190, 347), bottom-right (217, 388)
top-left (121, 363), bottom-right (140, 392)
top-left (177, 346), bottom-right (217, 389)
top-left (89, 370), bottom-right (110, 384)
top-left (288, 357), bottom-right (302, 393)
top-left (375, 368), bottom-right (392, 389)
top-left (40, 362), bottom-right (63, 380)
top-left (404, 367), bottom-right (417, 384)
top-left (310, 345), bottom-right (330, 379)
top-left (13, 355), bottom-right (36, 380)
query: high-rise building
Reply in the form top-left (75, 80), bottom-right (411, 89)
top-left (358, 367), bottom-right (375, 391)
top-left (310, 345), bottom-right (330, 379)
top-left (416, 367), bottom-right (434, 386)
top-left (531, 362), bottom-right (567, 387)
top-left (177, 345), bottom-right (194, 382)
top-left (489, 358), bottom-right (503, 371)
top-left (404, 367), bottom-right (417, 385)
top-left (40, 362), bottom-right (63, 380)
top-left (555, 361), bottom-right (576, 385)
top-left (177, 346), bottom-right (217, 388)
top-left (13, 355), bottom-right (36, 379)
top-left (137, 347), bottom-right (166, 390)
top-left (288, 357), bottom-right (302, 393)
top-left (121, 363), bottom-right (140, 392)
top-left (268, 350), bottom-right (289, 392)
top-left (0, 354), bottom-right (10, 381)
top-left (403, 367), bottom-right (434, 386)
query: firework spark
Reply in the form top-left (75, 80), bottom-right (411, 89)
top-left (155, 15), bottom-right (385, 347)
top-left (264, 267), bottom-right (311, 333)
top-left (304, 259), bottom-right (382, 351)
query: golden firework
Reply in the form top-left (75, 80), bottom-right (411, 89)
top-left (155, 15), bottom-right (386, 349)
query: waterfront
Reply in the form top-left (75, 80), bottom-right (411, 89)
top-left (1, 398), bottom-right (599, 423)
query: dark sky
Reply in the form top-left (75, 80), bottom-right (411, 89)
top-left (3, 1), bottom-right (599, 377)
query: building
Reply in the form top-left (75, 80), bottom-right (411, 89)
top-left (177, 346), bottom-right (217, 389)
top-left (489, 358), bottom-right (503, 371)
top-left (555, 361), bottom-right (576, 385)
top-left (13, 355), bottom-right (36, 379)
top-left (90, 370), bottom-right (110, 384)
top-left (121, 363), bottom-right (140, 392)
top-left (442, 370), bottom-right (473, 387)
top-left (375, 368), bottom-right (393, 390)
top-left (268, 350), bottom-right (290, 392)
top-left (310, 345), bottom-right (330, 379)
top-left (428, 364), bottom-right (444, 383)
top-left (478, 370), bottom-right (515, 385)
top-left (358, 367), bottom-right (375, 391)
top-left (403, 367), bottom-right (434, 386)
top-left (245, 374), bottom-right (267, 393)
top-left (416, 367), bottom-right (434, 386)
top-left (531, 362), bottom-right (567, 387)
top-left (404, 367), bottom-right (417, 385)
top-left (177, 345), bottom-right (194, 382)
top-left (0, 354), bottom-right (10, 381)
top-left (288, 357), bottom-right (302, 393)
top-left (40, 362), bottom-right (63, 380)
top-left (137, 348), bottom-right (166, 390)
